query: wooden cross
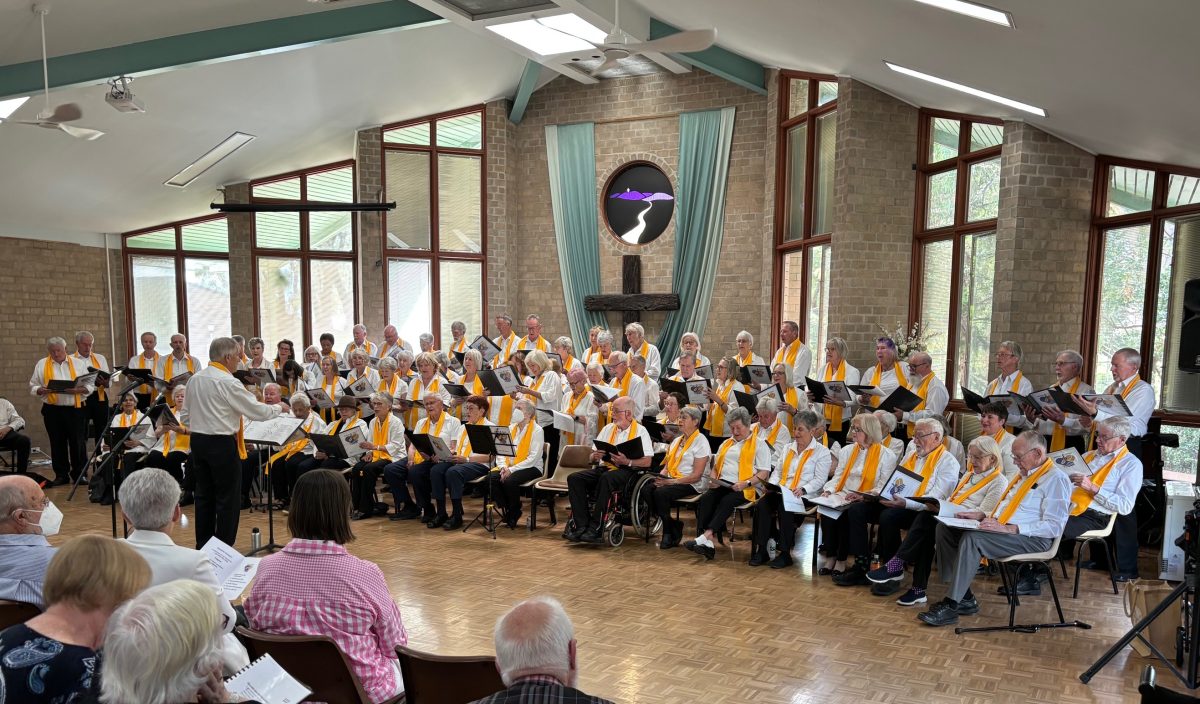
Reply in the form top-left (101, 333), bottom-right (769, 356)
top-left (583, 255), bottom-right (679, 349)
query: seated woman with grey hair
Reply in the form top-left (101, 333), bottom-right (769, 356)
top-left (269, 392), bottom-right (327, 506)
top-left (347, 349), bottom-right (381, 389)
top-left (100, 579), bottom-right (230, 704)
top-left (817, 413), bottom-right (898, 576)
top-left (349, 391), bottom-right (406, 520)
top-left (684, 406), bottom-right (770, 560)
top-left (375, 355), bottom-right (409, 401)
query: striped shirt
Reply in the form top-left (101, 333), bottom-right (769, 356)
top-left (0, 534), bottom-right (56, 608)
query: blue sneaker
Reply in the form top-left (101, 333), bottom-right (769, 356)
top-left (867, 563), bottom-right (905, 583)
top-left (896, 588), bottom-right (927, 606)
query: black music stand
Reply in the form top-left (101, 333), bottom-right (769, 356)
top-left (68, 375), bottom-right (145, 538)
top-left (461, 424), bottom-right (516, 539)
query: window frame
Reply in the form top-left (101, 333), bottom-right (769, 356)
top-left (1083, 154), bottom-right (1200, 427)
top-left (771, 70), bottom-right (839, 351)
top-left (122, 214), bottom-right (229, 353)
top-left (249, 159), bottom-right (359, 347)
top-left (908, 108), bottom-right (1004, 396)
top-left (381, 105), bottom-right (487, 348)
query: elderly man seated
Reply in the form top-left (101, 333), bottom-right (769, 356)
top-left (0, 474), bottom-right (58, 607)
top-left (118, 468), bottom-right (248, 672)
top-left (0, 397), bottom-right (32, 474)
top-left (564, 396), bottom-right (652, 544)
top-left (471, 596), bottom-right (613, 704)
top-left (918, 431), bottom-right (1070, 627)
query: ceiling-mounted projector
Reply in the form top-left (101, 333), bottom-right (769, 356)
top-left (106, 75), bottom-right (144, 113)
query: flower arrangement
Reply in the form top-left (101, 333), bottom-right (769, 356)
top-left (877, 322), bottom-right (938, 360)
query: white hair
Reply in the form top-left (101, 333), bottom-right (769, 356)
top-left (290, 392), bottom-right (312, 411)
top-left (755, 397), bottom-right (778, 415)
top-left (75, 330), bottom-right (95, 344)
top-left (1097, 416), bottom-right (1132, 440)
top-left (100, 580), bottom-right (224, 704)
top-left (378, 356), bottom-right (398, 372)
top-left (419, 332), bottom-right (434, 346)
top-left (553, 336), bottom-right (574, 353)
top-left (118, 468), bottom-right (181, 530)
top-left (493, 595), bottom-right (574, 686)
top-left (736, 330), bottom-right (754, 345)
top-left (47, 336), bottom-right (67, 348)
top-left (915, 417), bottom-right (943, 441)
top-left (208, 337), bottom-right (239, 361)
top-left (624, 322), bottom-right (644, 337)
top-left (873, 410), bottom-right (898, 433)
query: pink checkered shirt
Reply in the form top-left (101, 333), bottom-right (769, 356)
top-left (244, 539), bottom-right (408, 703)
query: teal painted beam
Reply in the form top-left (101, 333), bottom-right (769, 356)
top-left (508, 60), bottom-right (542, 125)
top-left (0, 1), bottom-right (443, 100)
top-left (649, 19), bottom-right (766, 95)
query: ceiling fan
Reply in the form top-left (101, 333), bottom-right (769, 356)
top-left (0, 4), bottom-right (104, 141)
top-left (547, 0), bottom-right (717, 77)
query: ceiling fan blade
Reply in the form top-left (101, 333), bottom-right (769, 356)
top-left (57, 123), bottom-right (104, 140)
top-left (0, 119), bottom-right (44, 126)
top-left (589, 55), bottom-right (624, 77)
top-left (46, 102), bottom-right (83, 123)
top-left (625, 28), bottom-right (716, 55)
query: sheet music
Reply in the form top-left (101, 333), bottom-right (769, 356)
top-left (200, 537), bottom-right (261, 601)
top-left (780, 487), bottom-right (806, 513)
top-left (225, 654), bottom-right (311, 704)
top-left (339, 426), bottom-right (369, 459)
top-left (935, 515), bottom-right (981, 531)
top-left (244, 416), bottom-right (306, 446)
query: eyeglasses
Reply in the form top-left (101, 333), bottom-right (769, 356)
top-left (850, 426), bottom-right (866, 434)
top-left (1096, 434), bottom-right (1119, 443)
top-left (967, 452), bottom-right (988, 462)
top-left (1011, 447), bottom-right (1038, 461)
top-left (914, 431), bottom-right (939, 441)
top-left (996, 352), bottom-right (1016, 358)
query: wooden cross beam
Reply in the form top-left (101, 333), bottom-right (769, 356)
top-left (584, 256), bottom-right (679, 347)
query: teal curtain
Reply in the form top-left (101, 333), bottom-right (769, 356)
top-left (546, 122), bottom-right (608, 350)
top-left (657, 106), bottom-right (737, 362)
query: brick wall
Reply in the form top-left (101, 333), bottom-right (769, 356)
top-left (827, 78), bottom-right (919, 367)
top-left (503, 70), bottom-right (770, 360)
top-left (0, 238), bottom-right (117, 450)
top-left (484, 100), bottom-right (515, 335)
top-left (355, 127), bottom-right (387, 337)
top-left (223, 183), bottom-right (256, 336)
top-left (992, 121), bottom-right (1094, 388)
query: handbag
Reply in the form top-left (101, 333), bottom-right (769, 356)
top-left (1123, 579), bottom-right (1180, 657)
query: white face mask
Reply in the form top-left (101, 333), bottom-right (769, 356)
top-left (510, 409), bottom-right (525, 426)
top-left (31, 501), bottom-right (63, 537)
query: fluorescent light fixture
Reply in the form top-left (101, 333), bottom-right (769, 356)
top-left (486, 13), bottom-right (606, 55)
top-left (884, 61), bottom-right (1046, 117)
top-left (910, 0), bottom-right (1014, 27)
top-left (164, 132), bottom-right (255, 188)
top-left (0, 96), bottom-right (30, 119)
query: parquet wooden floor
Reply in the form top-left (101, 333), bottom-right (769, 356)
top-left (48, 482), bottom-right (1159, 703)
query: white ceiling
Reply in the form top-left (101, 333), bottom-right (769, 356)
top-left (1, 0), bottom-right (1198, 240)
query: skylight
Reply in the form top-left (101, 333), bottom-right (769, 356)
top-left (884, 61), bottom-right (1046, 117)
top-left (910, 0), bottom-right (1014, 27)
top-left (486, 13), bottom-right (606, 56)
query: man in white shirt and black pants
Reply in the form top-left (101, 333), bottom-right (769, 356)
top-left (180, 337), bottom-right (281, 549)
top-left (29, 337), bottom-right (94, 486)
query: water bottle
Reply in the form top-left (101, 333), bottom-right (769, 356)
top-left (250, 527), bottom-right (261, 552)
top-left (870, 553), bottom-right (880, 571)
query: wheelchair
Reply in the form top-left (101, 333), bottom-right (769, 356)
top-left (564, 464), bottom-right (664, 547)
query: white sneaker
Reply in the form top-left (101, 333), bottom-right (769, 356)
top-left (696, 534), bottom-right (714, 548)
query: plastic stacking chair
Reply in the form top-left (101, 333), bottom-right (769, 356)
top-left (1058, 511), bottom-right (1120, 599)
top-left (531, 445), bottom-right (592, 528)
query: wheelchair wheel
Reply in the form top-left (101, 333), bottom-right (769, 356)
top-left (608, 523), bottom-right (625, 547)
top-left (630, 473), bottom-right (663, 538)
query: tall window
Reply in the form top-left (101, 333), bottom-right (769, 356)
top-left (251, 162), bottom-right (357, 349)
top-left (911, 110), bottom-right (1003, 394)
top-left (382, 106), bottom-right (486, 347)
top-left (124, 216), bottom-right (231, 356)
top-left (773, 72), bottom-right (838, 354)
top-left (1086, 157), bottom-right (1200, 476)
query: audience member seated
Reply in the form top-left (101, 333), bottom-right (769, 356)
top-left (0, 535), bottom-right (150, 702)
top-left (818, 413), bottom-right (899, 577)
top-left (245, 468), bottom-right (408, 703)
top-left (684, 407), bottom-right (770, 560)
top-left (0, 396), bottom-right (32, 474)
top-left (99, 579), bottom-right (232, 704)
top-left (918, 431), bottom-right (1070, 627)
top-left (646, 406), bottom-right (710, 550)
top-left (488, 399), bottom-right (545, 530)
top-left (565, 397), bottom-right (652, 545)
top-left (471, 595), bottom-right (613, 704)
top-left (423, 395), bottom-right (491, 528)
top-left (867, 435), bottom-right (1008, 607)
top-left (349, 392), bottom-right (406, 520)
top-left (749, 410), bottom-right (830, 568)
top-left (118, 467), bottom-right (248, 672)
top-left (0, 474), bottom-right (60, 606)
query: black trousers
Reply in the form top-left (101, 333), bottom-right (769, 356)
top-left (750, 492), bottom-right (804, 555)
top-left (650, 483), bottom-right (697, 536)
top-left (141, 450), bottom-right (189, 485)
top-left (1059, 508), bottom-right (1139, 575)
top-left (566, 465), bottom-right (635, 529)
top-left (543, 426), bottom-right (560, 477)
top-left (349, 459), bottom-right (389, 514)
top-left (875, 506), bottom-right (921, 562)
top-left (0, 430), bottom-right (32, 472)
top-left (191, 433), bottom-right (242, 549)
top-left (41, 404), bottom-right (88, 481)
top-left (487, 467), bottom-right (541, 518)
top-left (696, 485), bottom-right (748, 535)
top-left (895, 510), bottom-right (940, 589)
top-left (822, 500), bottom-right (882, 561)
top-left (83, 392), bottom-right (109, 443)
top-left (438, 462), bottom-right (489, 518)
top-left (408, 460), bottom-right (437, 518)
top-left (268, 453), bottom-right (311, 501)
top-left (241, 449), bottom-right (270, 500)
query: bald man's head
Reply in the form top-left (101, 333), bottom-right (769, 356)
top-left (0, 475), bottom-right (44, 535)
top-left (493, 596), bottom-right (576, 687)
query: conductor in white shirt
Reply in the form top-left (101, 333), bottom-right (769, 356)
top-left (118, 468), bottom-right (249, 673)
top-left (180, 337), bottom-right (282, 549)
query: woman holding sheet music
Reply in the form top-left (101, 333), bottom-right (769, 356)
top-left (303, 396), bottom-right (367, 474)
top-left (771, 364), bottom-right (806, 434)
top-left (422, 395), bottom-right (492, 526)
top-left (315, 356), bottom-right (349, 424)
top-left (375, 357), bottom-right (408, 400)
top-left (267, 393), bottom-right (326, 507)
top-left (449, 350), bottom-right (485, 419)
top-left (401, 353), bottom-right (444, 428)
top-left (346, 351), bottom-right (381, 389)
top-left (516, 350), bottom-right (562, 477)
top-left (749, 410), bottom-right (831, 568)
top-left (650, 406), bottom-right (710, 549)
top-left (704, 357), bottom-right (745, 438)
top-left (142, 385), bottom-right (191, 487)
top-left (817, 413), bottom-right (897, 576)
top-left (349, 393), bottom-right (406, 521)
top-left (106, 392), bottom-right (152, 482)
top-left (684, 407), bottom-right (769, 560)
top-left (810, 337), bottom-right (860, 446)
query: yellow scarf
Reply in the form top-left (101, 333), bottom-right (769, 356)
top-left (987, 371), bottom-right (1024, 396)
top-left (993, 459), bottom-right (1054, 523)
top-left (754, 420), bottom-right (786, 448)
top-left (44, 357), bottom-right (81, 407)
top-left (379, 341), bottom-right (404, 359)
top-left (370, 414), bottom-right (393, 462)
top-left (736, 351), bottom-right (756, 368)
top-left (84, 353), bottom-right (106, 402)
top-left (778, 446), bottom-right (814, 491)
top-left (496, 333), bottom-right (519, 365)
top-left (163, 355), bottom-right (195, 380)
top-left (714, 433), bottom-right (760, 500)
top-left (899, 444), bottom-right (946, 497)
top-left (456, 419), bottom-right (480, 456)
top-left (269, 415), bottom-right (315, 465)
top-left (1071, 447), bottom-right (1128, 515)
top-left (523, 336), bottom-right (550, 352)
top-left (408, 376), bottom-right (441, 427)
top-left (165, 425), bottom-right (190, 454)
top-left (321, 375), bottom-right (341, 422)
top-left (773, 339), bottom-right (801, 368)
top-left (134, 353), bottom-right (157, 394)
top-left (822, 361), bottom-right (846, 431)
top-left (601, 420), bottom-right (640, 470)
top-left (950, 467), bottom-right (1001, 504)
top-left (781, 387), bottom-right (801, 433)
top-left (563, 386), bottom-right (590, 444)
top-left (706, 380), bottom-right (736, 435)
top-left (508, 421), bottom-right (537, 468)
top-left (209, 362), bottom-right (248, 460)
top-left (561, 354), bottom-right (579, 373)
top-left (870, 363), bottom-right (907, 408)
top-left (835, 443), bottom-right (883, 493)
top-left (411, 413), bottom-right (447, 464)
top-left (1089, 375), bottom-right (1143, 451)
top-left (905, 373), bottom-right (937, 435)
top-left (1049, 377), bottom-right (1082, 451)
top-left (451, 338), bottom-right (467, 354)
top-left (117, 410), bottom-right (142, 428)
top-left (664, 430), bottom-right (701, 479)
top-left (453, 375), bottom-right (485, 420)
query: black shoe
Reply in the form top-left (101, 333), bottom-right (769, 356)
top-left (351, 511), bottom-right (367, 521)
top-left (179, 491), bottom-right (194, 507)
top-left (769, 554), bottom-right (794, 569)
top-left (918, 600), bottom-right (960, 627)
top-left (99, 495), bottom-right (115, 507)
top-left (241, 496), bottom-right (252, 510)
top-left (394, 507), bottom-right (422, 520)
top-left (871, 580), bottom-right (903, 597)
top-left (1114, 573), bottom-right (1137, 583)
top-left (49, 475), bottom-right (70, 487)
top-left (505, 510), bottom-right (522, 530)
top-left (427, 515), bottom-right (447, 529)
top-left (956, 596), bottom-right (980, 615)
top-left (683, 539), bottom-right (699, 553)
top-left (563, 528), bottom-right (583, 542)
top-left (444, 516), bottom-right (463, 531)
top-left (748, 552), bottom-right (768, 567)
top-left (833, 563), bottom-right (869, 587)
top-left (658, 533), bottom-right (680, 550)
top-left (579, 529), bottom-right (603, 544)
top-left (997, 577), bottom-right (1041, 597)
top-left (701, 545), bottom-right (716, 560)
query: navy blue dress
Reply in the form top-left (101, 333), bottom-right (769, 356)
top-left (0, 623), bottom-right (99, 703)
